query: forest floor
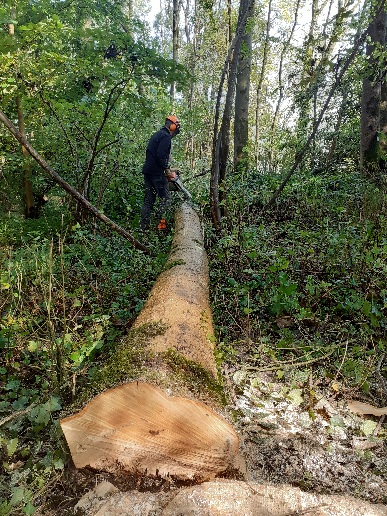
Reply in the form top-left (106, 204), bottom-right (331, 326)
top-left (38, 355), bottom-right (387, 514)
top-left (223, 359), bottom-right (387, 505)
top-left (2, 173), bottom-right (387, 514)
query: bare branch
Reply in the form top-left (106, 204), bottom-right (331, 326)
top-left (0, 109), bottom-right (150, 255)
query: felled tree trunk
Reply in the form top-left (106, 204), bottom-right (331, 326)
top-left (61, 203), bottom-right (240, 481)
top-left (133, 202), bottom-right (216, 375)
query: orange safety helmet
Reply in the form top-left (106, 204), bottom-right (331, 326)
top-left (166, 115), bottom-right (180, 132)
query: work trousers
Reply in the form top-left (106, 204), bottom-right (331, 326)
top-left (140, 173), bottom-right (170, 229)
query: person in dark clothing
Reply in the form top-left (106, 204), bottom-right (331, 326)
top-left (140, 115), bottom-right (181, 230)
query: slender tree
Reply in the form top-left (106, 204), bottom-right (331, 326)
top-left (254, 0), bottom-right (273, 167)
top-left (360, 1), bottom-right (387, 176)
top-left (210, 0), bottom-right (255, 227)
top-left (170, 0), bottom-right (180, 102)
top-left (269, 0), bottom-right (301, 165)
top-left (8, 7), bottom-right (36, 218)
top-left (234, 0), bottom-right (255, 171)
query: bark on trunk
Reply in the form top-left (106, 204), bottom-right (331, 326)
top-left (254, 0), bottom-right (272, 168)
top-left (16, 96), bottom-right (36, 218)
top-left (210, 0), bottom-right (255, 227)
top-left (360, 3), bottom-right (387, 175)
top-left (170, 0), bottom-right (179, 103)
top-left (9, 10), bottom-right (36, 218)
top-left (60, 203), bottom-right (240, 481)
top-left (234, 0), bottom-right (254, 171)
top-left (133, 203), bottom-right (216, 374)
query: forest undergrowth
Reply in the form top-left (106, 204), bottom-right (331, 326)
top-left (0, 201), bottom-right (174, 514)
top-left (207, 168), bottom-right (387, 400)
top-left (206, 167), bottom-right (387, 502)
top-left (0, 166), bottom-right (386, 513)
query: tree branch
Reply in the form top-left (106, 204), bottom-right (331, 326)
top-left (0, 109), bottom-right (150, 254)
top-left (266, 2), bottom-right (378, 208)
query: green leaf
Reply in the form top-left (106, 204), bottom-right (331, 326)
top-left (360, 419), bottom-right (377, 437)
top-left (48, 396), bottom-right (62, 412)
top-left (10, 487), bottom-right (26, 506)
top-left (27, 341), bottom-right (39, 352)
top-left (6, 437), bottom-right (18, 457)
top-left (53, 457), bottom-right (64, 470)
top-left (23, 502), bottom-right (36, 515)
top-left (330, 415), bottom-right (345, 428)
top-left (70, 351), bottom-right (80, 363)
top-left (287, 388), bottom-right (303, 406)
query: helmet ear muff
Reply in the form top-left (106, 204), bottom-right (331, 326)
top-left (166, 115), bottom-right (180, 133)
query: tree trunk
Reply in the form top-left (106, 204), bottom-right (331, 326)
top-left (325, 93), bottom-right (346, 169)
top-left (295, 0), bottom-right (318, 150)
top-left (360, 3), bottom-right (387, 177)
top-left (9, 8), bottom-right (36, 218)
top-left (269, 0), bottom-right (300, 167)
top-left (133, 203), bottom-right (216, 373)
top-left (60, 203), bottom-right (241, 480)
top-left (254, 0), bottom-right (272, 168)
top-left (210, 0), bottom-right (255, 227)
top-left (234, 0), bottom-right (254, 171)
top-left (16, 96), bottom-right (36, 218)
top-left (170, 0), bottom-right (179, 103)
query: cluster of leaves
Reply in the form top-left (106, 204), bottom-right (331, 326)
top-left (207, 166), bottom-right (387, 394)
top-left (0, 205), bottom-right (173, 514)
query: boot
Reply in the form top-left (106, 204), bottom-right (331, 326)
top-left (157, 219), bottom-right (167, 230)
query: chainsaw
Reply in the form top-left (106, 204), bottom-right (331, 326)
top-left (165, 169), bottom-right (192, 200)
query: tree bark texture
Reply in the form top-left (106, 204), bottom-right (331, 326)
top-left (210, 0), bottom-right (255, 227)
top-left (133, 202), bottom-right (216, 375)
top-left (360, 3), bottom-right (387, 174)
top-left (254, 0), bottom-right (272, 167)
top-left (170, 0), bottom-right (180, 103)
top-left (8, 9), bottom-right (35, 218)
top-left (234, 0), bottom-right (254, 171)
top-left (16, 96), bottom-right (36, 218)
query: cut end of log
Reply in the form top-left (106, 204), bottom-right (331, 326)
top-left (60, 382), bottom-right (240, 481)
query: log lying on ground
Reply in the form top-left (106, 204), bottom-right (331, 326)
top-left (61, 203), bottom-right (240, 480)
top-left (133, 202), bottom-right (216, 375)
top-left (74, 479), bottom-right (387, 516)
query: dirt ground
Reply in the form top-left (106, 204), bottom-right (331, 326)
top-left (224, 363), bottom-right (387, 505)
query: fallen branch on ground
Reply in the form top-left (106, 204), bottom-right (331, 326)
top-left (0, 109), bottom-right (150, 254)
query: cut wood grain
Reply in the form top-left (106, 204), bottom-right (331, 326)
top-left (60, 382), bottom-right (239, 479)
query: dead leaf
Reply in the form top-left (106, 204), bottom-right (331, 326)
top-left (331, 381), bottom-right (340, 392)
top-left (347, 400), bottom-right (387, 417)
top-left (276, 316), bottom-right (294, 328)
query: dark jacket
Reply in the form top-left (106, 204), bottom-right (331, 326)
top-left (142, 126), bottom-right (171, 176)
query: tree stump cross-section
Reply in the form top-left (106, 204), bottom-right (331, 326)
top-left (60, 382), bottom-right (239, 479)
